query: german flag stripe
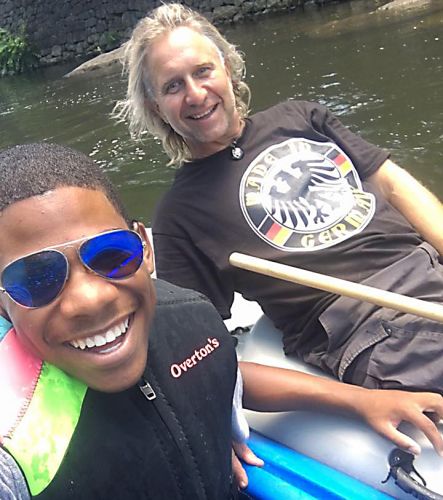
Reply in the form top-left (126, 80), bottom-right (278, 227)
top-left (266, 223), bottom-right (292, 245)
top-left (330, 152), bottom-right (352, 176)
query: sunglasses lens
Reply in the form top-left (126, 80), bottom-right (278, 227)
top-left (80, 230), bottom-right (144, 279)
top-left (2, 251), bottom-right (68, 308)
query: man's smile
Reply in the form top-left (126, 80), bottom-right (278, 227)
top-left (187, 103), bottom-right (219, 120)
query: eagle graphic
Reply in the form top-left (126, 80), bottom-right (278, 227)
top-left (261, 153), bottom-right (354, 233)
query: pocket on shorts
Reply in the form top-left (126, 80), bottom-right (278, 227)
top-left (365, 319), bottom-right (443, 391)
top-left (318, 301), bottom-right (389, 380)
top-left (334, 318), bottom-right (389, 381)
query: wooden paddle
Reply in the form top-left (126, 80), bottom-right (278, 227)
top-left (229, 252), bottom-right (443, 323)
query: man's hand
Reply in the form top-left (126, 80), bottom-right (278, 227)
top-left (232, 441), bottom-right (264, 489)
top-left (358, 390), bottom-right (443, 456)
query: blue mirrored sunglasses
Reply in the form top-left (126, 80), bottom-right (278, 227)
top-left (0, 229), bottom-right (146, 308)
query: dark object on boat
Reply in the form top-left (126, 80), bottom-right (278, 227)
top-left (384, 449), bottom-right (443, 500)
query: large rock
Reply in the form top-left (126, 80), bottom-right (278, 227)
top-left (377, 0), bottom-right (431, 11)
top-left (64, 44), bottom-right (125, 77)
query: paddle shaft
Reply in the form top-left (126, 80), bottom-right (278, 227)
top-left (229, 252), bottom-right (443, 323)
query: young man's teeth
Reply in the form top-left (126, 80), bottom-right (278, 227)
top-left (70, 318), bottom-right (129, 350)
top-left (94, 335), bottom-right (107, 347)
top-left (86, 337), bottom-right (96, 348)
top-left (105, 330), bottom-right (117, 343)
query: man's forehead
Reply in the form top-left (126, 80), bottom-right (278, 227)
top-left (164, 26), bottom-right (211, 46)
top-left (151, 26), bottom-right (222, 65)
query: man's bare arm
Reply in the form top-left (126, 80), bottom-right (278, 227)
top-left (240, 361), bottom-right (443, 456)
top-left (369, 159), bottom-right (443, 255)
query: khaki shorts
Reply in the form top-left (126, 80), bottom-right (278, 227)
top-left (316, 242), bottom-right (443, 391)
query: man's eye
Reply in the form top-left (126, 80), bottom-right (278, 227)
top-left (196, 67), bottom-right (211, 77)
top-left (165, 81), bottom-right (181, 94)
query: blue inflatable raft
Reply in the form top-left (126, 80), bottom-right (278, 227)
top-left (236, 314), bottom-right (443, 500)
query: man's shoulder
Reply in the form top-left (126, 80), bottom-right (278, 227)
top-left (252, 99), bottom-right (325, 121)
top-left (0, 448), bottom-right (29, 500)
top-left (151, 174), bottom-right (190, 231)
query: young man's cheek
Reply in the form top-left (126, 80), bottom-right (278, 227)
top-left (13, 329), bottom-right (45, 360)
top-left (11, 312), bottom-right (49, 353)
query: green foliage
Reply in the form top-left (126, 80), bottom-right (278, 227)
top-left (0, 27), bottom-right (37, 76)
top-left (104, 31), bottom-right (120, 48)
top-left (97, 31), bottom-right (121, 53)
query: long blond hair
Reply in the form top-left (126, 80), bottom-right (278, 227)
top-left (113, 3), bottom-right (251, 165)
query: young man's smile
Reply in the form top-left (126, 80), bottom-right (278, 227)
top-left (67, 315), bottom-right (129, 352)
top-left (64, 313), bottom-right (132, 356)
top-left (0, 187), bottom-right (156, 392)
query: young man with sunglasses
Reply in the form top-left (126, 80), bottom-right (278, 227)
top-left (1, 143), bottom-right (443, 500)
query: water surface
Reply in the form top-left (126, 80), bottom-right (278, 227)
top-left (0, 0), bottom-right (441, 223)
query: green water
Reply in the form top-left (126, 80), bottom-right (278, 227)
top-left (0, 0), bottom-right (441, 224)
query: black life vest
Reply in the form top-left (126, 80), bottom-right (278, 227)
top-left (4, 281), bottom-right (238, 499)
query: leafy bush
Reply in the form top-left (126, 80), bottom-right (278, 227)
top-left (0, 27), bottom-right (37, 76)
top-left (97, 30), bottom-right (121, 53)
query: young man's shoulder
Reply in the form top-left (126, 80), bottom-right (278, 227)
top-left (153, 279), bottom-right (227, 328)
top-left (154, 279), bottom-right (211, 308)
top-left (0, 447), bottom-right (29, 500)
top-left (152, 279), bottom-right (229, 343)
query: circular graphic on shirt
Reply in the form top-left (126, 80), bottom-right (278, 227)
top-left (239, 138), bottom-right (376, 252)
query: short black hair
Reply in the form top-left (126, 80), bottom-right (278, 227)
top-left (0, 143), bottom-right (129, 220)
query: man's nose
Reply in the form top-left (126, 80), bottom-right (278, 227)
top-left (185, 78), bottom-right (207, 105)
top-left (58, 263), bottom-right (119, 320)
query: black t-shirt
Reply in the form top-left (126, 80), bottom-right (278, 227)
top-left (153, 100), bottom-right (423, 357)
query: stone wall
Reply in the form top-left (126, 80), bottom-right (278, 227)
top-left (0, 0), bottom-right (306, 66)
